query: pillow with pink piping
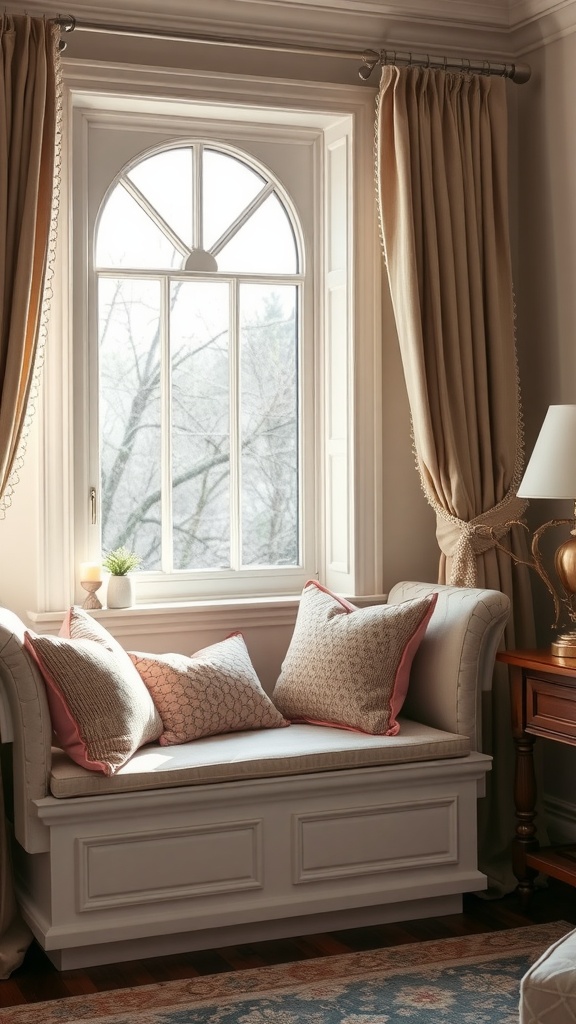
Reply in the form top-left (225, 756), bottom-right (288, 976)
top-left (60, 605), bottom-right (132, 658)
top-left (271, 581), bottom-right (438, 735)
top-left (24, 631), bottom-right (162, 776)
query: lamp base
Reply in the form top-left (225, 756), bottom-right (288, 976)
top-left (551, 631), bottom-right (576, 658)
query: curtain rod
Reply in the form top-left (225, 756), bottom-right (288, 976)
top-left (53, 16), bottom-right (531, 85)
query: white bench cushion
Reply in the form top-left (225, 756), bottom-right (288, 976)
top-left (49, 718), bottom-right (470, 798)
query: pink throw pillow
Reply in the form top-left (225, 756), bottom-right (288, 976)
top-left (129, 633), bottom-right (289, 745)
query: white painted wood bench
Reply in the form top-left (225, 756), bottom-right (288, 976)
top-left (0, 581), bottom-right (509, 969)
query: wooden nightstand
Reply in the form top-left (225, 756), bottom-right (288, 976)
top-left (498, 648), bottom-right (576, 902)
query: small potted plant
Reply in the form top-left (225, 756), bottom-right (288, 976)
top-left (102, 546), bottom-right (141, 609)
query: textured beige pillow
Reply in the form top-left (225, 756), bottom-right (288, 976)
top-left (60, 605), bottom-right (132, 657)
top-left (24, 632), bottom-right (163, 775)
top-left (129, 633), bottom-right (289, 745)
top-left (272, 581), bottom-right (438, 735)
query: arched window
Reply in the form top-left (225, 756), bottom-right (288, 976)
top-left (95, 143), bottom-right (304, 579)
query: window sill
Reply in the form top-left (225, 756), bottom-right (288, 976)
top-left (27, 592), bottom-right (386, 636)
top-left (27, 594), bottom-right (303, 637)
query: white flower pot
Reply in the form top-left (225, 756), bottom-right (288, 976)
top-left (106, 574), bottom-right (135, 609)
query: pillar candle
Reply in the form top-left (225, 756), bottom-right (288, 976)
top-left (80, 561), bottom-right (102, 582)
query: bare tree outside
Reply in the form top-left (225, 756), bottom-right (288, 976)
top-left (240, 285), bottom-right (298, 567)
top-left (99, 280), bottom-right (298, 571)
top-left (99, 277), bottom-right (162, 567)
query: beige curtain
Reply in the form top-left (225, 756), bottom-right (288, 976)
top-left (376, 66), bottom-right (535, 894)
top-left (0, 14), bottom-right (60, 512)
top-left (0, 14), bottom-right (61, 976)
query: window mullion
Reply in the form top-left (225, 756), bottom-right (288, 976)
top-left (193, 143), bottom-right (202, 250)
top-left (229, 279), bottom-right (241, 571)
top-left (120, 177), bottom-right (189, 258)
top-left (211, 183), bottom-right (274, 257)
top-left (161, 276), bottom-right (173, 572)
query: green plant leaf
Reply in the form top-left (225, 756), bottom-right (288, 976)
top-left (102, 546), bottom-right (141, 575)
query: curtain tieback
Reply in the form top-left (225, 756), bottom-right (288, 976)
top-left (436, 494), bottom-right (528, 587)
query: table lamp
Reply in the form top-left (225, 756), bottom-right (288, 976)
top-left (517, 404), bottom-right (576, 656)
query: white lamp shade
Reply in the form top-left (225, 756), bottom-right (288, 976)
top-left (517, 405), bottom-right (576, 499)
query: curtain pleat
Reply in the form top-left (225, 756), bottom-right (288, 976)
top-left (376, 66), bottom-right (535, 894)
top-left (0, 14), bottom-right (61, 976)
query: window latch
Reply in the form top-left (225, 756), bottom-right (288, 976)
top-left (90, 486), bottom-right (97, 525)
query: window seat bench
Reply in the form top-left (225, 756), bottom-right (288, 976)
top-left (0, 581), bottom-right (509, 970)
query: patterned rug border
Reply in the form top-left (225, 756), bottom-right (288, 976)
top-left (2, 921), bottom-right (572, 1023)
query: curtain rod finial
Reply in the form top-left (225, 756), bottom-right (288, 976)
top-left (359, 49), bottom-right (379, 81)
top-left (54, 14), bottom-right (76, 35)
top-left (511, 62), bottom-right (531, 84)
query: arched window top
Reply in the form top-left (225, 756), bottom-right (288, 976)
top-left (96, 143), bottom-right (300, 275)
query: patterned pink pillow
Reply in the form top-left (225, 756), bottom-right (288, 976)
top-left (129, 633), bottom-right (289, 745)
top-left (272, 581), bottom-right (438, 735)
top-left (24, 632), bottom-right (162, 775)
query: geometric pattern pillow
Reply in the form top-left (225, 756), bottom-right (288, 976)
top-left (23, 632), bottom-right (163, 776)
top-left (272, 581), bottom-right (438, 735)
top-left (129, 633), bottom-right (289, 746)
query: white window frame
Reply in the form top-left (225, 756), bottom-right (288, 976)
top-left (85, 126), bottom-right (315, 602)
top-left (39, 61), bottom-right (383, 616)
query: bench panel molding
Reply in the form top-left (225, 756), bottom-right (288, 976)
top-left (77, 819), bottom-right (264, 911)
top-left (293, 795), bottom-right (458, 883)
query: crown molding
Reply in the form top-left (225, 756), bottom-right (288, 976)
top-left (510, 0), bottom-right (574, 27)
top-left (18, 0), bottom-right (576, 64)
top-left (510, 0), bottom-right (576, 52)
top-left (18, 0), bottom-right (516, 58)
top-left (18, 0), bottom-right (511, 29)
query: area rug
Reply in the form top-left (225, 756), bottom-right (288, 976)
top-left (2, 921), bottom-right (572, 1024)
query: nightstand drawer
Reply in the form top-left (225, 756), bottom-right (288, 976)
top-left (526, 676), bottom-right (576, 741)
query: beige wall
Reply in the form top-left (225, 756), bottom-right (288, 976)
top-left (380, 273), bottom-right (438, 591)
top-left (517, 32), bottom-right (576, 452)
top-left (516, 30), bottom-right (576, 647)
top-left (516, 28), bottom-right (576, 834)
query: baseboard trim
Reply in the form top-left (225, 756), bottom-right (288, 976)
top-left (44, 894), bottom-right (464, 970)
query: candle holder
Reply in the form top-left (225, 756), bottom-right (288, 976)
top-left (80, 580), bottom-right (103, 610)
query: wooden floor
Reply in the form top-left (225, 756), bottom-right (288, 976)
top-left (2, 880), bottom-right (576, 1007)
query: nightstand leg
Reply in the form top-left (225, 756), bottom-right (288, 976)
top-left (512, 731), bottom-right (539, 903)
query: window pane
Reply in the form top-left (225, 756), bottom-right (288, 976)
top-left (217, 193), bottom-right (298, 273)
top-left (203, 149), bottom-right (265, 250)
top-left (170, 281), bottom-right (231, 570)
top-left (96, 184), bottom-right (181, 269)
top-left (240, 284), bottom-right (299, 567)
top-left (127, 148), bottom-right (193, 248)
top-left (99, 278), bottom-right (162, 569)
